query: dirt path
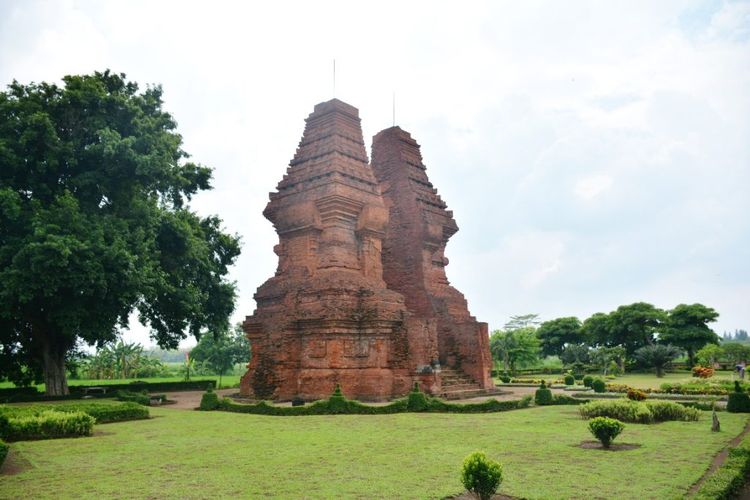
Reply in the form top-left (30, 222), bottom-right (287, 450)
top-left (158, 389), bottom-right (236, 410)
top-left (686, 417), bottom-right (750, 497)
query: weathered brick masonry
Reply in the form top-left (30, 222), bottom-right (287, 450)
top-left (240, 99), bottom-right (493, 401)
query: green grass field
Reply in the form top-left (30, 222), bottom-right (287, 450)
top-left (2, 404), bottom-right (746, 498)
top-left (0, 375), bottom-right (242, 391)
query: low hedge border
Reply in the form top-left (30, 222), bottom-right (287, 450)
top-left (693, 436), bottom-right (750, 499)
top-left (571, 391), bottom-right (727, 402)
top-left (1, 402), bottom-right (149, 425)
top-left (216, 385), bottom-right (533, 416)
top-left (0, 380), bottom-right (216, 403)
top-left (2, 410), bottom-right (95, 441)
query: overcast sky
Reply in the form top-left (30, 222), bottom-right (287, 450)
top-left (1, 0), bottom-right (748, 348)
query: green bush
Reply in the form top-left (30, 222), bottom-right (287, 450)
top-left (0, 413), bottom-right (9, 437)
top-left (727, 381), bottom-right (750, 413)
top-left (460, 451), bottom-right (503, 500)
top-left (53, 402), bottom-right (149, 423)
top-left (551, 394), bottom-right (588, 405)
top-left (535, 381), bottom-right (553, 405)
top-left (116, 390), bottom-right (151, 406)
top-left (579, 399), bottom-right (700, 424)
top-left (0, 402), bottom-right (148, 424)
top-left (407, 383), bottom-right (429, 412)
top-left (217, 392), bottom-right (533, 416)
top-left (0, 438), bottom-right (8, 466)
top-left (3, 410), bottom-right (94, 441)
top-left (582, 375), bottom-right (594, 388)
top-left (499, 375), bottom-right (511, 383)
top-left (591, 378), bottom-right (606, 393)
top-left (563, 374), bottom-right (575, 385)
top-left (199, 389), bottom-right (220, 411)
top-left (588, 416), bottom-right (624, 448)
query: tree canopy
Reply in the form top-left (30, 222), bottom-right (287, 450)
top-left (0, 71), bottom-right (240, 394)
top-left (536, 317), bottom-right (584, 357)
top-left (190, 324), bottom-right (249, 387)
top-left (489, 327), bottom-right (540, 374)
top-left (659, 303), bottom-right (719, 367)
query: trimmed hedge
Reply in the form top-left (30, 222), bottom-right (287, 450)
top-left (200, 389), bottom-right (220, 411)
top-left (1, 380), bottom-right (217, 403)
top-left (0, 438), bottom-right (7, 467)
top-left (534, 382), bottom-right (553, 405)
top-left (694, 441), bottom-right (750, 499)
top-left (3, 410), bottom-right (94, 441)
top-left (1, 402), bottom-right (149, 424)
top-left (579, 399), bottom-right (700, 424)
top-left (217, 388), bottom-right (533, 416)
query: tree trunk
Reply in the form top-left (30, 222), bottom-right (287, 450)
top-left (42, 337), bottom-right (69, 396)
top-left (687, 348), bottom-right (695, 368)
top-left (656, 365), bottom-right (664, 378)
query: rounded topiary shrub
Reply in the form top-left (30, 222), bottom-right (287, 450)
top-left (588, 416), bottom-right (625, 448)
top-left (199, 388), bottom-right (219, 411)
top-left (461, 451), bottom-right (503, 500)
top-left (535, 381), bottom-right (553, 405)
top-left (727, 382), bottom-right (750, 413)
top-left (407, 382), bottom-right (429, 412)
top-left (582, 375), bottom-right (594, 388)
top-left (591, 378), bottom-right (606, 393)
top-left (564, 374), bottom-right (575, 386)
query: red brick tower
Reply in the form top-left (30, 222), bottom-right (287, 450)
top-left (240, 100), bottom-right (438, 401)
top-left (371, 126), bottom-right (494, 394)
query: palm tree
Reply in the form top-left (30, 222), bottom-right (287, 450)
top-left (634, 344), bottom-right (682, 377)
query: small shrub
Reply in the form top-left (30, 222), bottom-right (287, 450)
top-left (535, 381), bottom-right (553, 405)
top-left (692, 366), bottom-right (715, 379)
top-left (626, 388), bottom-right (647, 401)
top-left (407, 383), bottom-right (429, 412)
top-left (199, 389), bottom-right (220, 411)
top-left (727, 382), bottom-right (750, 413)
top-left (588, 417), bottom-right (624, 448)
top-left (582, 375), bottom-right (594, 388)
top-left (646, 400), bottom-right (700, 422)
top-left (591, 378), bottom-right (606, 393)
top-left (460, 451), bottom-right (503, 500)
top-left (499, 375), bottom-right (511, 383)
top-left (564, 374), bottom-right (575, 385)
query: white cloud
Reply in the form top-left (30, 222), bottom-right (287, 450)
top-left (0, 0), bottom-right (748, 344)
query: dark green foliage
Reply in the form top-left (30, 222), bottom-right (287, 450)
top-left (218, 393), bottom-right (533, 416)
top-left (535, 381), bottom-right (553, 405)
top-left (579, 399), bottom-right (700, 423)
top-left (199, 389), bottom-right (220, 411)
top-left (634, 344), bottom-right (681, 377)
top-left (116, 390), bottom-right (151, 406)
top-left (407, 383), bottom-right (429, 412)
top-left (582, 375), bottom-right (594, 387)
top-left (536, 317), bottom-right (583, 357)
top-left (0, 438), bottom-right (7, 466)
top-left (591, 378), bottom-right (606, 393)
top-left (2, 410), bottom-right (94, 441)
top-left (0, 71), bottom-right (241, 395)
top-left (694, 443), bottom-right (750, 499)
top-left (563, 374), bottom-right (575, 385)
top-left (460, 451), bottom-right (503, 500)
top-left (660, 303), bottom-right (719, 367)
top-left (726, 382), bottom-right (750, 413)
top-left (0, 414), bottom-right (8, 437)
top-left (550, 394), bottom-right (588, 405)
top-left (588, 417), bottom-right (624, 448)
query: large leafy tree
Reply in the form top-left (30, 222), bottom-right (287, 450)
top-left (659, 303), bottom-right (719, 367)
top-left (0, 71), bottom-right (240, 395)
top-left (489, 327), bottom-right (540, 374)
top-left (607, 302), bottom-right (666, 355)
top-left (190, 324), bottom-right (249, 388)
top-left (536, 317), bottom-right (584, 357)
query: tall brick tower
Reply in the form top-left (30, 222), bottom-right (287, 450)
top-left (240, 100), bottom-right (437, 401)
top-left (371, 126), bottom-right (494, 391)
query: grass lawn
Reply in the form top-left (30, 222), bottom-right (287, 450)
top-left (612, 371), bottom-right (738, 390)
top-left (2, 405), bottom-right (747, 498)
top-left (0, 375), bottom-right (242, 391)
